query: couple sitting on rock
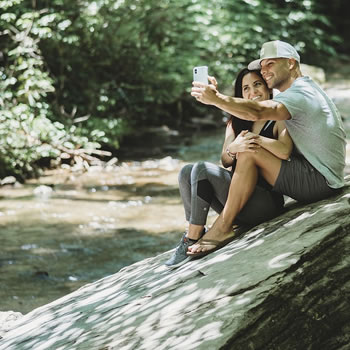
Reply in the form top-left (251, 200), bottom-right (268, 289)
top-left (165, 40), bottom-right (346, 269)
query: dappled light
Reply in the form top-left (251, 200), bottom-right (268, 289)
top-left (1, 182), bottom-right (349, 348)
top-left (283, 211), bottom-right (317, 227)
top-left (235, 292), bottom-right (253, 306)
top-left (269, 253), bottom-right (297, 269)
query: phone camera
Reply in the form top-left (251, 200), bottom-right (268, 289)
top-left (194, 69), bottom-right (197, 73)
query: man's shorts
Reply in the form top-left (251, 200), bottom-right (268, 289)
top-left (273, 154), bottom-right (338, 203)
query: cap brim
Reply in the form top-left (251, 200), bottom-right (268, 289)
top-left (247, 59), bottom-right (261, 70)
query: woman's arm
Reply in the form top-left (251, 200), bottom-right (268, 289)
top-left (222, 123), bottom-right (260, 168)
top-left (221, 122), bottom-right (236, 168)
top-left (250, 121), bottom-right (293, 160)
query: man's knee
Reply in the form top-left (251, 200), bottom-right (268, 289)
top-left (237, 149), bottom-right (282, 185)
top-left (236, 151), bottom-right (257, 165)
top-left (238, 149), bottom-right (279, 167)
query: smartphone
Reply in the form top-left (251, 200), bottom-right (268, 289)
top-left (193, 66), bottom-right (208, 85)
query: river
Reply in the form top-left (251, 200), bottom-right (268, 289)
top-left (0, 129), bottom-right (224, 314)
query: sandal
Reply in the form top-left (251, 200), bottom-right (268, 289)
top-left (186, 235), bottom-right (236, 259)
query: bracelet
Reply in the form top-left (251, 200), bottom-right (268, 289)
top-left (226, 148), bottom-right (236, 160)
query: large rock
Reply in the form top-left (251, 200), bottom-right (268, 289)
top-left (300, 63), bottom-right (326, 85)
top-left (325, 85), bottom-right (350, 121)
top-left (0, 312), bottom-right (23, 339)
top-left (1, 177), bottom-right (350, 350)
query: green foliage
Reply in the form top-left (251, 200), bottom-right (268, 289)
top-left (0, 0), bottom-right (105, 179)
top-left (38, 0), bottom-right (207, 127)
top-left (0, 0), bottom-right (53, 178)
top-left (0, 0), bottom-right (346, 180)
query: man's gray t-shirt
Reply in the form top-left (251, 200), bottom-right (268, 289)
top-left (273, 76), bottom-right (346, 188)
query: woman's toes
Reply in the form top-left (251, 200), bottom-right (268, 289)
top-left (188, 245), bottom-right (195, 252)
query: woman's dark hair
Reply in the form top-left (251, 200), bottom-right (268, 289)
top-left (229, 68), bottom-right (271, 134)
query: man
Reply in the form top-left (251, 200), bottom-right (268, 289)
top-left (188, 40), bottom-right (346, 257)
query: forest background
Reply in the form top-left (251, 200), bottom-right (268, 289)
top-left (1, 0), bottom-right (349, 181)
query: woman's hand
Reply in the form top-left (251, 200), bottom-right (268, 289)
top-left (227, 130), bottom-right (260, 154)
top-left (243, 131), bottom-right (262, 145)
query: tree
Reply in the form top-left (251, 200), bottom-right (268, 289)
top-left (0, 0), bottom-right (345, 180)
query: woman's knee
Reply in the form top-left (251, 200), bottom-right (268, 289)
top-left (191, 161), bottom-right (215, 179)
top-left (178, 163), bottom-right (193, 184)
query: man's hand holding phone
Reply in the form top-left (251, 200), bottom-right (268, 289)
top-left (208, 75), bottom-right (218, 89)
top-left (192, 66), bottom-right (219, 105)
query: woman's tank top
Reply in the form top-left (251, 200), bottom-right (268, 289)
top-left (259, 120), bottom-right (275, 138)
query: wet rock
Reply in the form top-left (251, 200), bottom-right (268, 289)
top-left (33, 185), bottom-right (53, 199)
top-left (0, 176), bottom-right (16, 186)
top-left (1, 177), bottom-right (349, 349)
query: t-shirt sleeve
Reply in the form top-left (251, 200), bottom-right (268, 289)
top-left (273, 88), bottom-right (309, 120)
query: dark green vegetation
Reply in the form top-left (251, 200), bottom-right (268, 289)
top-left (1, 0), bottom-right (349, 180)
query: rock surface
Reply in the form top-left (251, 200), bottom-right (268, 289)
top-left (0, 312), bottom-right (23, 339)
top-left (1, 177), bottom-right (350, 350)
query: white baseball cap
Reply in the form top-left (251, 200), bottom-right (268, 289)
top-left (248, 40), bottom-right (300, 70)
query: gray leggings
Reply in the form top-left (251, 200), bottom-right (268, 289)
top-left (178, 161), bottom-right (284, 227)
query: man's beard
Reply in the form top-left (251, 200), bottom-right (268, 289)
top-left (270, 76), bottom-right (287, 91)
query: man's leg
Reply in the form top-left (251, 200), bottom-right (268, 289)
top-left (188, 148), bottom-right (282, 253)
top-left (273, 154), bottom-right (336, 203)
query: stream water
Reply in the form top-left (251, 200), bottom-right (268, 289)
top-left (0, 130), bottom-right (224, 314)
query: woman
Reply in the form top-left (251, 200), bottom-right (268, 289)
top-left (165, 68), bottom-right (293, 268)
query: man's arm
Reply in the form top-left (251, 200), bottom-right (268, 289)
top-left (191, 82), bottom-right (291, 121)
